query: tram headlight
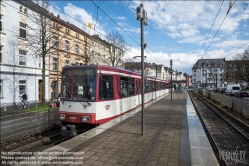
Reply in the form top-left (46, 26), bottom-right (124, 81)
top-left (59, 114), bottom-right (65, 120)
top-left (82, 116), bottom-right (90, 122)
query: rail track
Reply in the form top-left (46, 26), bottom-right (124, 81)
top-left (189, 91), bottom-right (249, 166)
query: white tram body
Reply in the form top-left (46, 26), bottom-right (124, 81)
top-left (58, 65), bottom-right (170, 128)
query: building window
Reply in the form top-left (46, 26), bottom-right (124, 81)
top-left (0, 45), bottom-right (2, 63)
top-left (0, 15), bottom-right (2, 32)
top-left (53, 35), bottom-right (58, 48)
top-left (39, 58), bottom-right (42, 68)
top-left (19, 22), bottom-right (27, 38)
top-left (75, 44), bottom-right (79, 54)
top-left (39, 29), bottom-right (42, 42)
top-left (20, 6), bottom-right (23, 12)
top-left (19, 49), bottom-right (26, 65)
top-left (98, 53), bottom-right (100, 60)
top-left (91, 51), bottom-right (94, 58)
top-left (19, 80), bottom-right (26, 95)
top-left (84, 37), bottom-right (87, 42)
top-left (84, 46), bottom-right (87, 56)
top-left (65, 28), bottom-right (70, 35)
top-left (76, 33), bottom-right (79, 39)
top-left (0, 80), bottom-right (2, 97)
top-left (92, 41), bottom-right (94, 46)
top-left (65, 60), bottom-right (69, 66)
top-left (65, 40), bottom-right (69, 52)
top-left (53, 58), bottom-right (58, 70)
top-left (24, 8), bottom-right (27, 14)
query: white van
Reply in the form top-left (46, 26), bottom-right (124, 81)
top-left (225, 84), bottom-right (241, 95)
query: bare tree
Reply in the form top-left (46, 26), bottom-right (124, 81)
top-left (227, 47), bottom-right (249, 85)
top-left (104, 31), bottom-right (130, 67)
top-left (24, 1), bottom-right (51, 105)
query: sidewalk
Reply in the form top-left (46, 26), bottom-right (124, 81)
top-left (48, 92), bottom-right (191, 166)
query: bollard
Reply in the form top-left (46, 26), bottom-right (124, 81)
top-left (4, 102), bottom-right (6, 111)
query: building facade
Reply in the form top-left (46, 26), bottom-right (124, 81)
top-left (192, 58), bottom-right (226, 89)
top-left (0, 0), bottom-right (50, 106)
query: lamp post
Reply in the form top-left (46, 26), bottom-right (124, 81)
top-left (205, 69), bottom-right (207, 88)
top-left (136, 3), bottom-right (147, 136)
top-left (56, 26), bottom-right (63, 102)
top-left (170, 59), bottom-right (173, 101)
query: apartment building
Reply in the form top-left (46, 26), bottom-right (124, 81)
top-left (0, 0), bottom-right (50, 106)
top-left (91, 34), bottom-right (112, 65)
top-left (50, 14), bottom-right (91, 99)
top-left (192, 58), bottom-right (226, 89)
top-left (49, 14), bottom-right (115, 99)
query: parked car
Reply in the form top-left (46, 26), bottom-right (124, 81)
top-left (225, 84), bottom-right (241, 96)
top-left (235, 89), bottom-right (249, 97)
top-left (219, 88), bottom-right (226, 94)
top-left (207, 87), bottom-right (213, 91)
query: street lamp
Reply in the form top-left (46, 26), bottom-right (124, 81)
top-left (170, 59), bottom-right (173, 101)
top-left (56, 25), bottom-right (63, 102)
top-left (136, 3), bottom-right (147, 136)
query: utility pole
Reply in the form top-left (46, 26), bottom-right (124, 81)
top-left (56, 26), bottom-right (63, 102)
top-left (136, 4), bottom-right (147, 136)
top-left (170, 59), bottom-right (173, 101)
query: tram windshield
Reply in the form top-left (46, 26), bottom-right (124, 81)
top-left (61, 68), bottom-right (96, 101)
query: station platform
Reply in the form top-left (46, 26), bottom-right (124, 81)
top-left (19, 91), bottom-right (219, 166)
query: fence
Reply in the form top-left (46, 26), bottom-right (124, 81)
top-left (198, 89), bottom-right (249, 118)
top-left (0, 110), bottom-right (60, 142)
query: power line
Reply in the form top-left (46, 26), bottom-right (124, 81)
top-left (90, 0), bottom-right (139, 46)
top-left (90, 1), bottom-right (161, 62)
top-left (197, 0), bottom-right (224, 58)
top-left (224, 41), bottom-right (249, 58)
top-left (202, 0), bottom-right (236, 57)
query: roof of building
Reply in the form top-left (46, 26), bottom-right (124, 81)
top-left (192, 58), bottom-right (225, 69)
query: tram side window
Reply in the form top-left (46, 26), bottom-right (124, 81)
top-left (145, 80), bottom-right (149, 93)
top-left (139, 81), bottom-right (141, 94)
top-left (99, 75), bottom-right (113, 100)
top-left (128, 78), bottom-right (134, 96)
top-left (120, 77), bottom-right (128, 98)
top-left (150, 81), bottom-right (154, 92)
top-left (136, 80), bottom-right (139, 95)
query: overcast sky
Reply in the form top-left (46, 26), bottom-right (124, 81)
top-left (48, 0), bottom-right (249, 75)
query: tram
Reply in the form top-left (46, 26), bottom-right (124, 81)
top-left (58, 65), bottom-right (170, 136)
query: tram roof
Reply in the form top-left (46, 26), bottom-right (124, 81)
top-left (62, 65), bottom-right (170, 83)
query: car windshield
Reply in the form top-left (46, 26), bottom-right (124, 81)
top-left (232, 87), bottom-right (240, 90)
top-left (61, 68), bottom-right (96, 101)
